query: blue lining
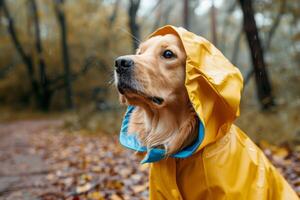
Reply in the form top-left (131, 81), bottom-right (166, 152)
top-left (119, 106), bottom-right (205, 163)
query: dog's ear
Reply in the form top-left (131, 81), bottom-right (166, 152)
top-left (166, 108), bottom-right (198, 155)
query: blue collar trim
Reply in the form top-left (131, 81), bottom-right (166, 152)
top-left (119, 106), bottom-right (205, 164)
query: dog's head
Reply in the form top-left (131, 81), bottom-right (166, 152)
top-left (114, 34), bottom-right (198, 155)
top-left (115, 26), bottom-right (244, 159)
top-left (114, 34), bottom-right (188, 109)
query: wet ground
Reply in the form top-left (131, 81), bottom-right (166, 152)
top-left (0, 120), bottom-right (62, 199)
top-left (0, 119), bottom-right (299, 199)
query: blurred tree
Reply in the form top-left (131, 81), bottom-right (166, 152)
top-left (147, 0), bottom-right (175, 32)
top-left (183, 0), bottom-right (189, 30)
top-left (210, 0), bottom-right (218, 46)
top-left (128, 0), bottom-right (140, 52)
top-left (108, 0), bottom-right (120, 28)
top-left (0, 0), bottom-right (133, 110)
top-left (54, 0), bottom-right (74, 109)
top-left (152, 0), bottom-right (162, 31)
top-left (219, 0), bottom-right (238, 54)
top-left (231, 26), bottom-right (243, 65)
top-left (29, 0), bottom-right (51, 110)
top-left (1, 0), bottom-right (41, 108)
top-left (239, 0), bottom-right (274, 110)
top-left (264, 0), bottom-right (286, 51)
top-left (162, 1), bottom-right (175, 25)
top-left (0, 0), bottom-right (298, 112)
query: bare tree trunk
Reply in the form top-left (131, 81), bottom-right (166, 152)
top-left (239, 0), bottom-right (274, 110)
top-left (1, 0), bottom-right (41, 106)
top-left (210, 0), bottom-right (218, 46)
top-left (29, 0), bottom-right (51, 110)
top-left (128, 0), bottom-right (141, 52)
top-left (54, 0), bottom-right (74, 109)
top-left (183, 0), bottom-right (189, 29)
top-left (243, 0), bottom-right (285, 85)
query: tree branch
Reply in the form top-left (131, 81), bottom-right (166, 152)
top-left (264, 0), bottom-right (286, 51)
top-left (140, 0), bottom-right (162, 23)
top-left (50, 57), bottom-right (104, 92)
top-left (108, 0), bottom-right (120, 28)
top-left (220, 0), bottom-right (238, 52)
top-left (151, 0), bottom-right (163, 31)
top-left (2, 1), bottom-right (31, 68)
top-left (0, 63), bottom-right (17, 78)
top-left (231, 26), bottom-right (243, 65)
top-left (2, 0), bottom-right (41, 104)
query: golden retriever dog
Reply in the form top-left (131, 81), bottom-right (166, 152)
top-left (114, 34), bottom-right (197, 155)
top-left (114, 26), bottom-right (298, 199)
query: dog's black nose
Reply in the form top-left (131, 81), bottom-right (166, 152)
top-left (115, 56), bottom-right (134, 71)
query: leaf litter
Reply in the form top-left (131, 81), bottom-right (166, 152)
top-left (0, 120), bottom-right (299, 199)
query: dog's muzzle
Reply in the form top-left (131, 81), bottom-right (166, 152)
top-left (114, 56), bottom-right (164, 106)
top-left (115, 56), bottom-right (134, 74)
top-left (114, 56), bottom-right (135, 94)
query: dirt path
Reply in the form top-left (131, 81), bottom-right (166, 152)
top-left (0, 120), bottom-right (63, 200)
top-left (0, 120), bottom-right (149, 200)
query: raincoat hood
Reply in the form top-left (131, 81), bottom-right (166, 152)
top-left (150, 25), bottom-right (243, 150)
top-left (120, 25), bottom-right (243, 163)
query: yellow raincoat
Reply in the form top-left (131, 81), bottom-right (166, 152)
top-left (119, 25), bottom-right (298, 199)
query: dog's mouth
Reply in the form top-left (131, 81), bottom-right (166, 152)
top-left (117, 83), bottom-right (164, 106)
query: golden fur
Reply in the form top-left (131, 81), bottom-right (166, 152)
top-left (115, 34), bottom-right (198, 155)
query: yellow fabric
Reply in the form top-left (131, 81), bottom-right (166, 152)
top-left (147, 25), bottom-right (298, 200)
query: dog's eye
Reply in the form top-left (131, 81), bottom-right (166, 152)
top-left (162, 50), bottom-right (174, 59)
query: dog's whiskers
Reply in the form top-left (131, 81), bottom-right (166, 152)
top-left (117, 26), bottom-right (142, 46)
top-left (107, 72), bottom-right (116, 86)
